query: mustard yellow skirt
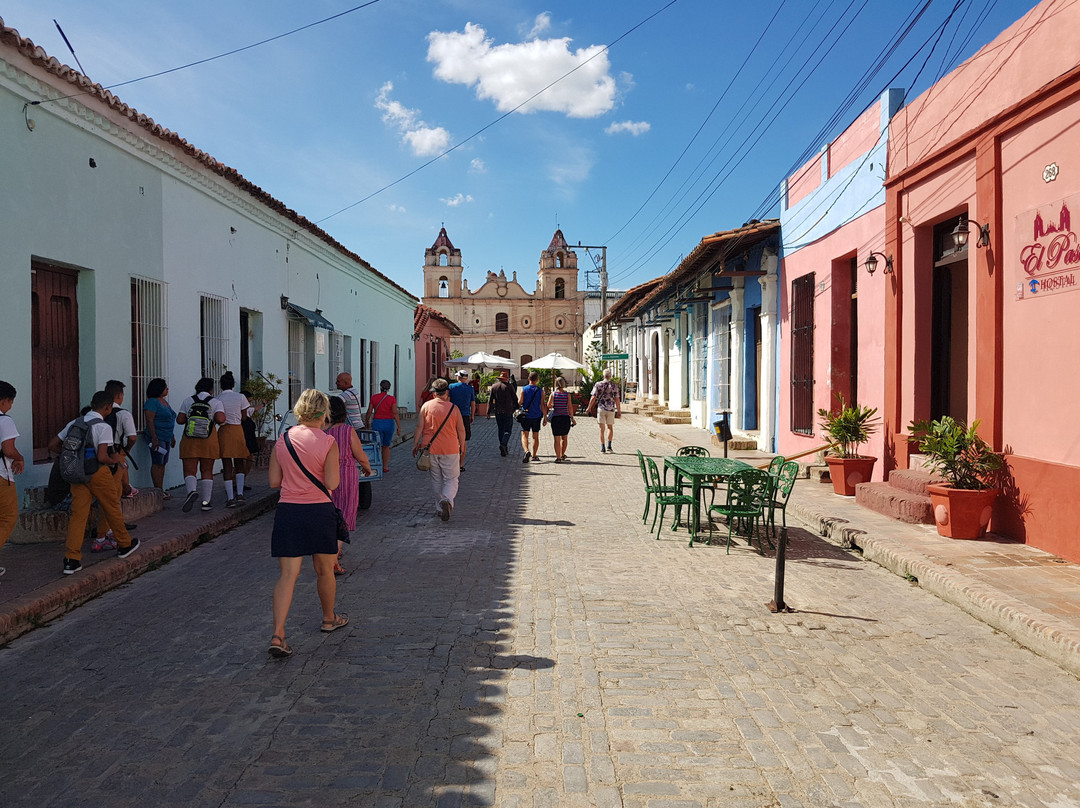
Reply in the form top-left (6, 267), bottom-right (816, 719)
top-left (179, 431), bottom-right (220, 460)
top-left (217, 424), bottom-right (250, 459)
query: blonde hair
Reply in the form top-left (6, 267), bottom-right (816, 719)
top-left (555, 376), bottom-right (566, 390)
top-left (294, 388), bottom-right (330, 424)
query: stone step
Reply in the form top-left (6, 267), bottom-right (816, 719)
top-left (808, 464), bottom-right (832, 484)
top-left (13, 487), bottom-right (165, 545)
top-left (855, 481), bottom-right (934, 525)
top-left (887, 468), bottom-right (945, 496)
top-left (654, 412), bottom-right (692, 425)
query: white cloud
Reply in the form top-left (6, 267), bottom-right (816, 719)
top-left (605, 120), bottom-right (651, 136)
top-left (427, 22), bottom-right (616, 118)
top-left (523, 12), bottom-right (552, 40)
top-left (440, 193), bottom-right (474, 207)
top-left (374, 81), bottom-right (452, 157)
top-left (389, 203), bottom-right (407, 213)
top-left (469, 158), bottom-right (486, 173)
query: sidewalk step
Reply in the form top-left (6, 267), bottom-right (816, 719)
top-left (654, 413), bottom-right (692, 424)
top-left (12, 488), bottom-right (164, 545)
top-left (887, 468), bottom-right (945, 496)
top-left (855, 481), bottom-right (934, 524)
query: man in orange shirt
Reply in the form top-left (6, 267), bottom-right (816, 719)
top-left (412, 378), bottom-right (466, 522)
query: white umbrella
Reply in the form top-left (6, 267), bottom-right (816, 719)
top-left (445, 351), bottom-right (518, 369)
top-left (523, 352), bottom-right (588, 371)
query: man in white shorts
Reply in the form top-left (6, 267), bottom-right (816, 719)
top-left (588, 368), bottom-right (621, 454)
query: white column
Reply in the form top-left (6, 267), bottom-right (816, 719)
top-left (757, 269), bottom-right (778, 452)
top-left (728, 283), bottom-right (745, 432)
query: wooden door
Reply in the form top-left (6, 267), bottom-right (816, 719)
top-left (31, 263), bottom-right (80, 462)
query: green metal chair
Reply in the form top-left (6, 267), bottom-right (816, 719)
top-left (676, 446), bottom-right (710, 457)
top-left (646, 457), bottom-right (695, 540)
top-left (767, 461), bottom-right (800, 536)
top-left (767, 455), bottom-right (786, 476)
top-left (637, 450), bottom-right (680, 525)
top-left (707, 469), bottom-right (773, 553)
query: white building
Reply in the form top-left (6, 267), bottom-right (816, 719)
top-left (0, 21), bottom-right (417, 494)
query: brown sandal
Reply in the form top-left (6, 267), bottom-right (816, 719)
top-left (320, 613), bottom-right (349, 633)
top-left (268, 635), bottom-right (293, 657)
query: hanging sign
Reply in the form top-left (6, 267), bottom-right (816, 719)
top-left (601, 353), bottom-right (629, 360)
top-left (1016, 194), bottom-right (1080, 299)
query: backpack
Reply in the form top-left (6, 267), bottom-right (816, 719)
top-left (184, 397), bottom-right (213, 439)
top-left (59, 416), bottom-right (102, 484)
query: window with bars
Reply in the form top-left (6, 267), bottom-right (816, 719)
top-left (791, 273), bottom-right (815, 434)
top-left (329, 331), bottom-right (346, 389)
top-left (131, 277), bottom-right (168, 429)
top-left (287, 318), bottom-right (307, 408)
top-left (200, 294), bottom-right (228, 382)
top-left (711, 305), bottom-right (731, 411)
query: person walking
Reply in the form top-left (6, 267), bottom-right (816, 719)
top-left (60, 390), bottom-right (139, 575)
top-left (364, 379), bottom-right (401, 473)
top-left (544, 376), bottom-right (577, 462)
top-left (448, 370), bottom-right (476, 472)
top-left (216, 371), bottom-right (253, 508)
top-left (326, 396), bottom-right (372, 575)
top-left (142, 378), bottom-right (176, 499)
top-left (588, 368), bottom-right (622, 454)
top-left (518, 371), bottom-right (545, 463)
top-left (0, 381), bottom-right (25, 577)
top-left (176, 377), bottom-right (225, 513)
top-left (268, 388), bottom-right (348, 657)
top-left (487, 369), bottom-right (518, 457)
top-left (91, 380), bottom-right (139, 552)
top-left (335, 372), bottom-right (365, 431)
top-left (412, 378), bottom-right (465, 522)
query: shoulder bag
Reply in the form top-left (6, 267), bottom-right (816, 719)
top-left (282, 429), bottom-right (351, 544)
top-left (416, 404), bottom-right (455, 471)
top-left (513, 387), bottom-right (539, 425)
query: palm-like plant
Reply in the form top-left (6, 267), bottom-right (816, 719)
top-left (817, 394), bottom-right (879, 459)
top-left (908, 416), bottom-right (1003, 490)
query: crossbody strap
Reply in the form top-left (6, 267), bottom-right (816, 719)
top-left (282, 429), bottom-right (333, 505)
top-left (422, 404), bottom-right (456, 451)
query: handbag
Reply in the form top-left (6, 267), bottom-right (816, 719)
top-left (515, 387), bottom-right (539, 425)
top-left (282, 429), bottom-right (351, 544)
top-left (416, 403), bottom-right (455, 471)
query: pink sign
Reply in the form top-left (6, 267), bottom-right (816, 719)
top-left (1016, 195), bottom-right (1080, 299)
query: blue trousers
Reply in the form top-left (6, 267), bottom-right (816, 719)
top-left (494, 413), bottom-right (514, 448)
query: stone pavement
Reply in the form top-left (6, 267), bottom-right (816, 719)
top-left (0, 415), bottom-right (1079, 807)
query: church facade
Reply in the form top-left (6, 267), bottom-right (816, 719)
top-left (420, 228), bottom-right (586, 371)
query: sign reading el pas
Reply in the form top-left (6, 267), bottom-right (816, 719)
top-left (1016, 195), bottom-right (1080, 299)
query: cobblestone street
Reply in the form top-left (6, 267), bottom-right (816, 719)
top-left (1, 416), bottom-right (1079, 808)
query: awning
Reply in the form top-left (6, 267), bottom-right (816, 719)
top-left (285, 302), bottom-right (334, 330)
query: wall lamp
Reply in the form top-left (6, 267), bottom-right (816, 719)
top-left (952, 214), bottom-right (990, 250)
top-left (864, 251), bottom-right (893, 276)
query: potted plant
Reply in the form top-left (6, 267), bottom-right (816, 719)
top-left (817, 394), bottom-right (880, 495)
top-left (474, 390), bottom-right (490, 417)
top-left (908, 416), bottom-right (1003, 539)
top-left (243, 371), bottom-right (284, 447)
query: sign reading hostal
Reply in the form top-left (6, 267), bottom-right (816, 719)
top-left (1016, 194), bottom-right (1080, 299)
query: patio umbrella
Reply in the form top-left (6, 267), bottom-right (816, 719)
top-left (444, 351), bottom-right (518, 369)
top-left (523, 352), bottom-right (588, 372)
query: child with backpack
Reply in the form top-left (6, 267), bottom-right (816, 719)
top-left (176, 377), bottom-right (225, 513)
top-left (59, 390), bottom-right (138, 575)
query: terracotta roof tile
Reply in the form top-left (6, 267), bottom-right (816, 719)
top-left (0, 18), bottom-right (417, 303)
top-left (413, 304), bottom-right (462, 337)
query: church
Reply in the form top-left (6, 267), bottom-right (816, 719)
top-left (420, 227), bottom-right (586, 371)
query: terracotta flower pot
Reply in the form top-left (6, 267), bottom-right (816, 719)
top-left (926, 484), bottom-right (999, 539)
top-left (824, 456), bottom-right (877, 496)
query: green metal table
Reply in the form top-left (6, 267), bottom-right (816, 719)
top-left (664, 456), bottom-right (754, 545)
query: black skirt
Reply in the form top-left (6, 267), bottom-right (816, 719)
top-left (271, 501), bottom-right (339, 557)
top-left (549, 415), bottom-right (572, 436)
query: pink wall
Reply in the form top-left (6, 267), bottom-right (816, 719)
top-left (778, 206), bottom-right (887, 473)
top-left (828, 100), bottom-right (881, 178)
top-left (786, 154), bottom-right (822, 209)
top-left (889, 0), bottom-right (1080, 176)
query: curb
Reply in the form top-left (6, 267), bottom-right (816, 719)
top-left (0, 492), bottom-right (279, 647)
top-left (790, 500), bottom-right (1080, 680)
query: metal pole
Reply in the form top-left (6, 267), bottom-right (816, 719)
top-left (767, 527), bottom-right (792, 613)
top-left (600, 246), bottom-right (608, 355)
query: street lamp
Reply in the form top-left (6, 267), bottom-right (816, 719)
top-left (952, 214), bottom-right (991, 250)
top-left (864, 251), bottom-right (894, 277)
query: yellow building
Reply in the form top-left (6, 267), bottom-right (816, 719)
top-left (421, 228), bottom-right (586, 371)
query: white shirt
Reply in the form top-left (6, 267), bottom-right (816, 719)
top-left (111, 407), bottom-right (138, 445)
top-left (58, 413), bottom-right (113, 455)
top-left (179, 393), bottom-right (225, 421)
top-left (216, 390), bottom-right (253, 425)
top-left (0, 413), bottom-right (19, 483)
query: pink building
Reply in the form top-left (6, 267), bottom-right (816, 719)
top-left (413, 305), bottom-right (461, 411)
top-left (882, 0), bottom-right (1080, 561)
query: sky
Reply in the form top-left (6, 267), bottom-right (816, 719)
top-left (2, 0), bottom-right (1041, 298)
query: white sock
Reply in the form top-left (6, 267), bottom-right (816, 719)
top-left (185, 475), bottom-right (197, 495)
top-left (224, 480), bottom-right (235, 499)
top-left (235, 472), bottom-right (246, 493)
top-left (199, 478), bottom-right (213, 503)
